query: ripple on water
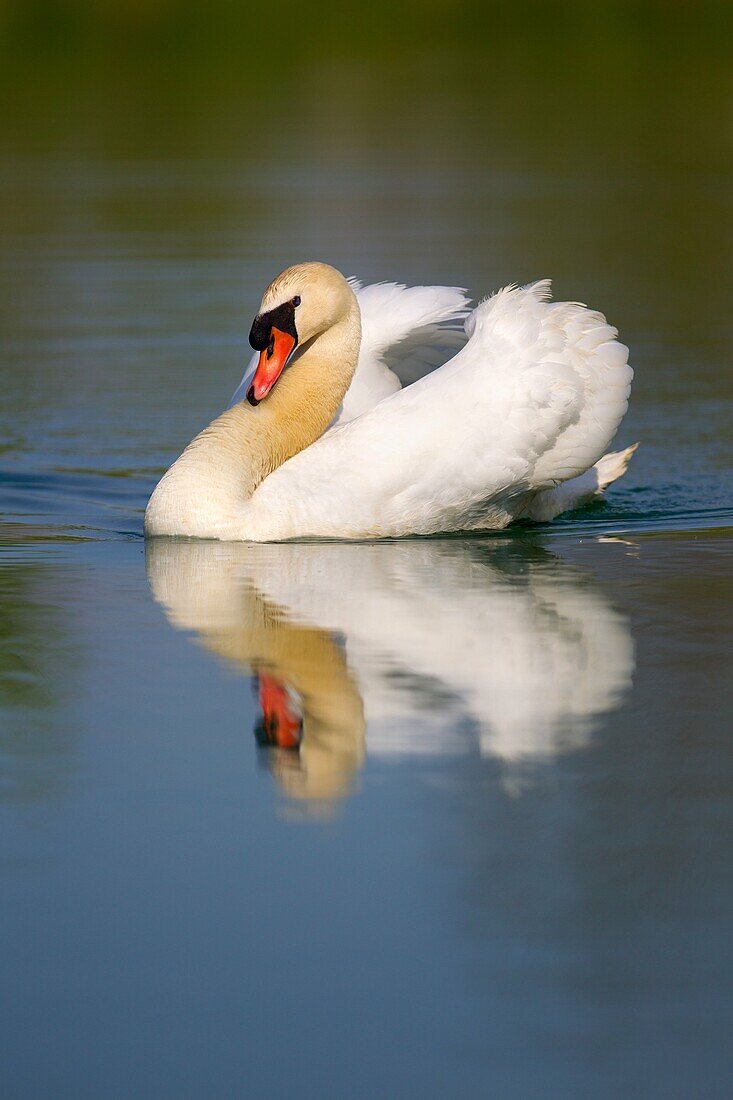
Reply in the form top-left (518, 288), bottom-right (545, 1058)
top-left (1, 460), bottom-right (732, 551)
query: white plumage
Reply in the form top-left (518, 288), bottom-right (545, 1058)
top-left (245, 279), bottom-right (634, 540)
top-left (334, 278), bottom-right (469, 422)
top-left (147, 265), bottom-right (635, 541)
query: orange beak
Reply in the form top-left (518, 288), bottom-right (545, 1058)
top-left (247, 328), bottom-right (297, 405)
top-left (258, 674), bottom-right (303, 750)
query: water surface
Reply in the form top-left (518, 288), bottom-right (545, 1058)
top-left (1, 10), bottom-right (732, 1098)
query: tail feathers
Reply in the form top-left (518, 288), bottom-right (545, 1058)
top-left (524, 442), bottom-right (638, 522)
top-left (593, 442), bottom-right (639, 491)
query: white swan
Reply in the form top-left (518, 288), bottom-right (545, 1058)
top-left (145, 262), bottom-right (636, 540)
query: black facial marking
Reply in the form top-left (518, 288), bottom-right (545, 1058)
top-left (249, 299), bottom-right (299, 351)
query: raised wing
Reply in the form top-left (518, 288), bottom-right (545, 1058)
top-left (335, 279), bottom-right (469, 423)
top-left (463, 279), bottom-right (633, 488)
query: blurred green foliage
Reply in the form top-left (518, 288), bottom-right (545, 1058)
top-left (1, 0), bottom-right (732, 58)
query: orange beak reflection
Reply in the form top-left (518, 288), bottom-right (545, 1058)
top-left (256, 674), bottom-right (303, 750)
top-left (247, 328), bottom-right (297, 405)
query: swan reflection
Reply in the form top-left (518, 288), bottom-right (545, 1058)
top-left (146, 539), bottom-right (634, 808)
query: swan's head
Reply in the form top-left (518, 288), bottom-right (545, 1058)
top-left (247, 261), bottom-right (356, 405)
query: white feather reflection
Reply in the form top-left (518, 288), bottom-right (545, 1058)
top-left (146, 539), bottom-right (634, 805)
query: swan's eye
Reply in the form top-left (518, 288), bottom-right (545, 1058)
top-left (292, 296), bottom-right (301, 307)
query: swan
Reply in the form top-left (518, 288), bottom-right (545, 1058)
top-left (145, 262), bottom-right (636, 540)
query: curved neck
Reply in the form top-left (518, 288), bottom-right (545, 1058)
top-left (245, 297), bottom-right (362, 490)
top-left (197, 297), bottom-right (359, 490)
top-left (146, 295), bottom-right (361, 537)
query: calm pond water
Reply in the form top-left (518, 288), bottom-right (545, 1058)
top-left (1, 10), bottom-right (732, 1098)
